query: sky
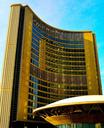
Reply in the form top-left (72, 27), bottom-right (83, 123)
top-left (0, 0), bottom-right (104, 93)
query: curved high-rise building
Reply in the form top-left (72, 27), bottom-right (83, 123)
top-left (0, 4), bottom-right (102, 128)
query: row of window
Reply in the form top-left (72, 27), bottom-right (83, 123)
top-left (30, 68), bottom-right (87, 83)
top-left (30, 74), bottom-right (87, 87)
top-left (31, 28), bottom-right (85, 68)
top-left (47, 66), bottom-right (86, 71)
top-left (28, 91), bottom-right (88, 107)
top-left (46, 51), bottom-right (85, 59)
top-left (46, 39), bottom-right (84, 47)
top-left (46, 42), bottom-right (84, 49)
top-left (46, 60), bottom-right (86, 66)
top-left (46, 67), bottom-right (86, 73)
top-left (30, 65), bottom-right (87, 84)
top-left (46, 62), bottom-right (86, 70)
top-left (46, 48), bottom-right (85, 57)
top-left (46, 49), bottom-right (84, 59)
top-left (29, 84), bottom-right (88, 96)
top-left (32, 27), bottom-right (84, 50)
top-left (46, 67), bottom-right (86, 74)
top-left (29, 80), bottom-right (87, 91)
top-left (46, 58), bottom-right (85, 66)
top-left (31, 44), bottom-right (85, 67)
top-left (32, 22), bottom-right (84, 47)
top-left (32, 20), bottom-right (84, 41)
top-left (46, 46), bottom-right (84, 54)
top-left (46, 55), bottom-right (85, 62)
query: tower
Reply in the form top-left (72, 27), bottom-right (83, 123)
top-left (0, 4), bottom-right (102, 128)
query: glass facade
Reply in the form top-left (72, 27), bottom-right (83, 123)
top-left (28, 17), bottom-right (88, 116)
top-left (1, 4), bottom-right (102, 128)
top-left (57, 123), bottom-right (104, 128)
top-left (57, 124), bottom-right (95, 128)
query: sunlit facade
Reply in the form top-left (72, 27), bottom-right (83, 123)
top-left (0, 4), bottom-right (102, 128)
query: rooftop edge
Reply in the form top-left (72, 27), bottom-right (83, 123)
top-left (11, 4), bottom-right (93, 33)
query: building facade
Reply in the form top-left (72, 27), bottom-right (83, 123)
top-left (0, 4), bottom-right (102, 128)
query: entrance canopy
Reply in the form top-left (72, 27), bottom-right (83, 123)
top-left (33, 95), bottom-right (104, 125)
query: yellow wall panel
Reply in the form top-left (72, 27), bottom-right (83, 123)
top-left (39, 39), bottom-right (46, 70)
top-left (17, 7), bottom-right (33, 121)
top-left (84, 32), bottom-right (99, 95)
top-left (0, 5), bottom-right (21, 128)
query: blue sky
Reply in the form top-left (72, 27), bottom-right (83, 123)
top-left (0, 0), bottom-right (104, 93)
